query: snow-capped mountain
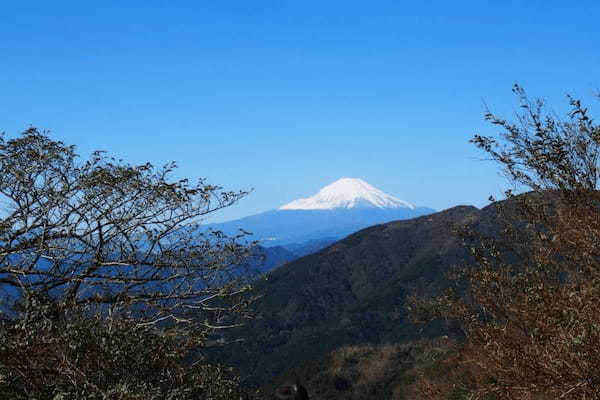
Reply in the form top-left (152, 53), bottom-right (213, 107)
top-left (279, 178), bottom-right (415, 210)
top-left (206, 178), bottom-right (434, 248)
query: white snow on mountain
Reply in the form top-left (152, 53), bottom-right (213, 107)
top-left (278, 178), bottom-right (415, 210)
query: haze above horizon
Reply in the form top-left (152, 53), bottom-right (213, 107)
top-left (2, 1), bottom-right (599, 222)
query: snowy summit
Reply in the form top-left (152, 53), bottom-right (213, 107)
top-left (279, 178), bottom-right (415, 210)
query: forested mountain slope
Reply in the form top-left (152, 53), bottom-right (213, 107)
top-left (211, 203), bottom-right (504, 392)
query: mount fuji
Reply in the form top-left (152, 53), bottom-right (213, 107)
top-left (207, 178), bottom-right (434, 249)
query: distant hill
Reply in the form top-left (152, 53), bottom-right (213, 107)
top-left (207, 178), bottom-right (434, 246)
top-left (208, 202), bottom-right (507, 394)
top-left (280, 238), bottom-right (338, 258)
top-left (252, 238), bottom-right (339, 275)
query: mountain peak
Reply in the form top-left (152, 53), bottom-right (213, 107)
top-left (278, 178), bottom-right (415, 210)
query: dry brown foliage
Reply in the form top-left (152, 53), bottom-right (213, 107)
top-left (326, 338), bottom-right (456, 399)
top-left (0, 307), bottom-right (253, 399)
top-left (410, 87), bottom-right (600, 399)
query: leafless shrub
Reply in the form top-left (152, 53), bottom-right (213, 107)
top-left (0, 129), bottom-right (260, 398)
top-left (410, 86), bottom-right (600, 399)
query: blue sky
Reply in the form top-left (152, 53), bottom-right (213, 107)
top-left (2, 1), bottom-right (599, 222)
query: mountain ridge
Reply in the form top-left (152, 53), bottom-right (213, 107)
top-left (207, 179), bottom-right (434, 246)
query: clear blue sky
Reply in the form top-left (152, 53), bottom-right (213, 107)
top-left (2, 1), bottom-right (599, 222)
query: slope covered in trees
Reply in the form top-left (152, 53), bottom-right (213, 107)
top-left (210, 202), bottom-right (503, 393)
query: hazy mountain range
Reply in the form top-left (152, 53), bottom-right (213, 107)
top-left (208, 178), bottom-right (435, 247)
